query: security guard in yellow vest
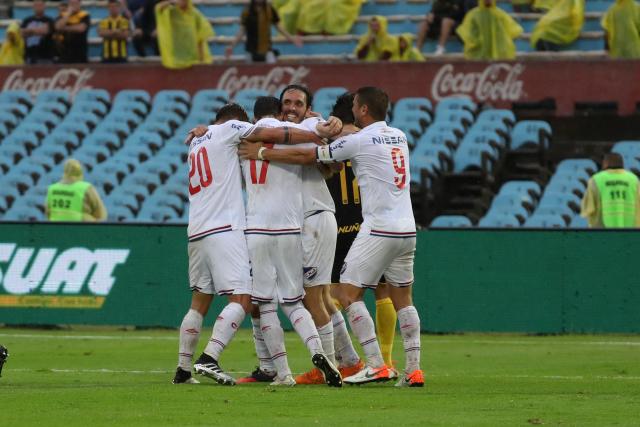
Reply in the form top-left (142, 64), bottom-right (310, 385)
top-left (45, 159), bottom-right (108, 221)
top-left (581, 153), bottom-right (640, 228)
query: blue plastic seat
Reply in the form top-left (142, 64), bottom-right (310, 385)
top-left (523, 214), bottom-right (566, 228)
top-left (36, 89), bottom-right (70, 106)
top-left (415, 129), bottom-right (457, 153)
top-left (435, 97), bottom-right (477, 117)
top-left (15, 121), bottom-right (49, 141)
top-left (192, 89), bottom-right (229, 110)
top-left (394, 97), bottom-right (433, 115)
top-left (569, 215), bottom-right (589, 228)
top-left (461, 129), bottom-right (503, 154)
top-left (410, 154), bottom-right (441, 186)
top-left (511, 120), bottom-right (552, 150)
top-left (435, 109), bottom-right (474, 129)
top-left (107, 189), bottom-right (141, 213)
top-left (478, 213), bottom-right (520, 228)
top-left (31, 101), bottom-right (67, 117)
top-left (108, 204), bottom-right (135, 222)
top-left (11, 161), bottom-right (48, 185)
top-left (0, 89), bottom-right (32, 107)
top-left (426, 121), bottom-right (466, 139)
top-left (556, 158), bottom-right (598, 175)
top-left (55, 121), bottom-right (91, 139)
top-left (95, 120), bottom-right (131, 140)
top-left (611, 141), bottom-right (640, 160)
top-left (137, 161), bottom-right (175, 181)
top-left (532, 205), bottom-right (573, 223)
top-left (154, 89), bottom-right (190, 106)
top-left (549, 169), bottom-right (590, 187)
top-left (65, 111), bottom-right (100, 129)
top-left (31, 144), bottom-right (67, 165)
top-left (453, 143), bottom-right (495, 173)
top-left (0, 140), bottom-right (30, 164)
top-left (74, 89), bottom-right (110, 106)
top-left (119, 144), bottom-right (155, 163)
top-left (8, 129), bottom-right (42, 152)
top-left (430, 215), bottom-right (472, 228)
top-left (70, 100), bottom-right (109, 117)
top-left (114, 99), bottom-right (149, 118)
top-left (126, 131), bottom-right (165, 152)
top-left (137, 204), bottom-right (178, 222)
top-left (234, 88), bottom-right (270, 118)
top-left (27, 110), bottom-right (59, 130)
top-left (538, 191), bottom-right (581, 209)
top-left (2, 205), bottom-right (43, 221)
top-left (151, 100), bottom-right (189, 118)
top-left (498, 180), bottom-right (542, 199)
top-left (0, 111), bottom-right (19, 129)
top-left (147, 110), bottom-right (183, 128)
top-left (84, 132), bottom-right (121, 152)
top-left (392, 109), bottom-right (432, 128)
top-left (114, 90), bottom-right (151, 107)
top-left (476, 109), bottom-right (516, 128)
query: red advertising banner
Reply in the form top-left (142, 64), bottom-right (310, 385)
top-left (1, 59), bottom-right (638, 116)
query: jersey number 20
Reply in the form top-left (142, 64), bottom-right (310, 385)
top-left (188, 147), bottom-right (213, 195)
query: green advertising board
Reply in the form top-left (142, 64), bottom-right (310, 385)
top-left (1, 223), bottom-right (638, 333)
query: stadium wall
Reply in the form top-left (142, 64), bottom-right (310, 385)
top-left (0, 224), bottom-right (638, 333)
top-left (1, 59), bottom-right (639, 116)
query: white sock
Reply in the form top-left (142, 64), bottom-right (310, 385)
top-left (281, 302), bottom-right (323, 356)
top-left (251, 316), bottom-right (276, 374)
top-left (317, 322), bottom-right (336, 365)
top-left (259, 303), bottom-right (291, 377)
top-left (203, 302), bottom-right (245, 361)
top-left (332, 311), bottom-right (360, 368)
top-left (178, 309), bottom-right (203, 371)
top-left (346, 301), bottom-right (385, 368)
top-left (397, 306), bottom-right (421, 373)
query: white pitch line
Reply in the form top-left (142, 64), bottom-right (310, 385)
top-left (1, 333), bottom-right (639, 346)
top-left (8, 368), bottom-right (640, 381)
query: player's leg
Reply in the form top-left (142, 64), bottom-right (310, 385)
top-left (325, 285), bottom-right (363, 376)
top-left (384, 238), bottom-right (423, 388)
top-left (193, 231), bottom-right (253, 385)
top-left (258, 302), bottom-right (295, 385)
top-left (375, 282), bottom-right (397, 368)
top-left (337, 230), bottom-right (401, 385)
top-left (237, 304), bottom-right (277, 383)
top-left (174, 239), bottom-right (215, 384)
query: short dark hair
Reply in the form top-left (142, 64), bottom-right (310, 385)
top-left (253, 96), bottom-right (281, 120)
top-left (330, 92), bottom-right (355, 125)
top-left (107, 0), bottom-right (119, 4)
top-left (355, 86), bottom-right (389, 121)
top-left (279, 84), bottom-right (313, 109)
top-left (603, 153), bottom-right (624, 169)
top-left (215, 103), bottom-right (249, 123)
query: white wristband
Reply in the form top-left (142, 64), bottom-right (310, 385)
top-left (257, 146), bottom-right (267, 161)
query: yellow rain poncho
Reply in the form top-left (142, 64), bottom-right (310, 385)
top-left (601, 0), bottom-right (640, 58)
top-left (456, 0), bottom-right (523, 60)
top-left (0, 22), bottom-right (25, 66)
top-left (297, 0), bottom-right (363, 35)
top-left (272, 0), bottom-right (300, 34)
top-left (155, 0), bottom-right (214, 69)
top-left (355, 16), bottom-right (397, 61)
top-left (530, 0), bottom-right (584, 47)
top-left (391, 33), bottom-right (426, 62)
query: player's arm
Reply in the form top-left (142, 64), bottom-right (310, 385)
top-left (242, 126), bottom-right (324, 146)
top-left (238, 142), bottom-right (317, 165)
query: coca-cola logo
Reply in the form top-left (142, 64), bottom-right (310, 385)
top-left (2, 68), bottom-right (94, 99)
top-left (431, 63), bottom-right (525, 102)
top-left (217, 66), bottom-right (310, 99)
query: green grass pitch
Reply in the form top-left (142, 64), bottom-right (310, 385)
top-left (0, 328), bottom-right (638, 426)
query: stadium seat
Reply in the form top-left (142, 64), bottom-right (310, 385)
top-left (234, 89), bottom-right (270, 118)
top-left (538, 191), bottom-right (581, 212)
top-left (499, 180), bottom-right (542, 200)
top-left (11, 161), bottom-right (48, 185)
top-left (453, 143), bottom-right (496, 173)
top-left (549, 169), bottom-right (590, 187)
top-left (435, 97), bottom-right (477, 117)
top-left (611, 141), bottom-right (640, 160)
top-left (95, 121), bottom-right (131, 141)
top-left (154, 89), bottom-right (190, 106)
top-left (192, 89), bottom-right (229, 111)
top-left (28, 110), bottom-right (59, 130)
top-left (0, 89), bottom-right (32, 106)
top-left (65, 111), bottom-right (101, 130)
top-left (476, 109), bottom-right (516, 128)
top-left (556, 159), bottom-right (598, 175)
top-left (147, 110), bottom-right (183, 129)
top-left (314, 87), bottom-right (348, 105)
top-left (114, 90), bottom-right (152, 107)
top-left (430, 215), bottom-right (472, 227)
top-left (115, 99), bottom-right (149, 118)
top-left (36, 90), bottom-right (70, 107)
top-left (435, 109), bottom-right (474, 129)
top-left (151, 99), bottom-right (190, 118)
top-left (532, 205), bottom-right (573, 224)
top-left (71, 100), bottom-right (109, 117)
top-left (55, 121), bottom-right (92, 140)
top-left (108, 204), bottom-right (135, 222)
top-left (523, 214), bottom-right (566, 228)
top-left (394, 97), bottom-right (434, 116)
top-left (126, 131), bottom-right (165, 152)
top-left (569, 215), bottom-right (589, 228)
top-left (511, 120), bottom-right (552, 150)
top-left (32, 101), bottom-right (67, 117)
top-left (415, 129), bottom-right (458, 153)
top-left (462, 129), bottom-right (504, 154)
top-left (0, 111), bottom-right (19, 129)
top-left (478, 213), bottom-right (520, 227)
top-left (137, 204), bottom-right (178, 222)
top-left (2, 205), bottom-right (43, 221)
top-left (75, 88), bottom-right (110, 106)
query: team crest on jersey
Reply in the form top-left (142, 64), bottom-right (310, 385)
top-left (303, 267), bottom-right (318, 281)
top-left (340, 262), bottom-right (347, 275)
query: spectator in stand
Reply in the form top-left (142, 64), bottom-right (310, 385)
top-left (391, 33), bottom-right (426, 62)
top-left (20, 0), bottom-right (55, 64)
top-left (531, 0), bottom-right (584, 51)
top-left (456, 0), bottom-right (522, 60)
top-left (581, 153), bottom-right (640, 228)
top-left (132, 0), bottom-right (160, 57)
top-left (99, 0), bottom-right (130, 63)
top-left (225, 0), bottom-right (302, 63)
top-left (355, 16), bottom-right (396, 61)
top-left (155, 0), bottom-right (214, 69)
top-left (296, 0), bottom-right (363, 35)
top-left (0, 22), bottom-right (25, 65)
top-left (45, 159), bottom-right (107, 222)
top-left (416, 0), bottom-right (466, 56)
top-left (54, 0), bottom-right (90, 63)
top-left (52, 2), bottom-right (68, 62)
top-left (601, 0), bottom-right (640, 59)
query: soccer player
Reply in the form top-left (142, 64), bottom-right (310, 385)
top-left (241, 96), bottom-right (342, 387)
top-left (276, 85), bottom-right (366, 385)
top-left (325, 93), bottom-right (398, 371)
top-left (174, 103), bottom-right (325, 385)
top-left (238, 87), bottom-right (424, 387)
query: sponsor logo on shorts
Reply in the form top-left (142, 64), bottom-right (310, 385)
top-left (0, 243), bottom-right (130, 309)
top-left (340, 262), bottom-right (347, 275)
top-left (303, 267), bottom-right (318, 281)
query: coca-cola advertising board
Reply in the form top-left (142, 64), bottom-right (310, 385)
top-left (1, 59), bottom-right (637, 116)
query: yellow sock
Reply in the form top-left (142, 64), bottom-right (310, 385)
top-left (375, 297), bottom-right (396, 367)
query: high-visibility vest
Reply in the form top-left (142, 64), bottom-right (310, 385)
top-left (593, 170), bottom-right (638, 228)
top-left (46, 181), bottom-right (91, 221)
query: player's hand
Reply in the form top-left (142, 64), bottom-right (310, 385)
top-left (316, 116), bottom-right (342, 138)
top-left (183, 125), bottom-right (209, 145)
top-left (238, 141), bottom-right (263, 160)
top-left (305, 110), bottom-right (321, 118)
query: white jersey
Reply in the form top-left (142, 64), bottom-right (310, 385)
top-left (242, 117), bottom-right (308, 234)
top-left (299, 117), bottom-right (336, 215)
top-left (187, 120), bottom-right (253, 241)
top-left (316, 121), bottom-right (416, 235)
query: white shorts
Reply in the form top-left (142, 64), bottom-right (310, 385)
top-left (246, 233), bottom-right (304, 304)
top-left (340, 226), bottom-right (415, 289)
top-left (188, 230), bottom-right (252, 296)
top-left (302, 211), bottom-right (337, 287)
